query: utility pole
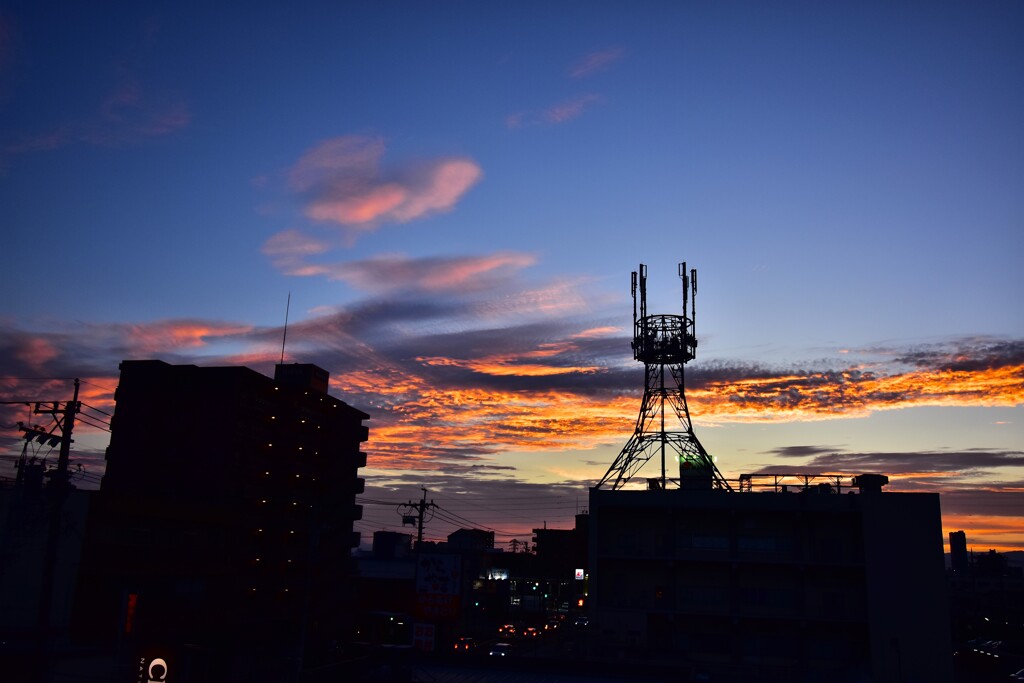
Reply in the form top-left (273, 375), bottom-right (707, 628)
top-left (25, 379), bottom-right (81, 683)
top-left (400, 487), bottom-right (437, 548)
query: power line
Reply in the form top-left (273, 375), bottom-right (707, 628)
top-left (80, 402), bottom-right (113, 417)
top-left (72, 413), bottom-right (109, 431)
top-left (79, 379), bottom-right (117, 393)
top-left (431, 505), bottom-right (523, 536)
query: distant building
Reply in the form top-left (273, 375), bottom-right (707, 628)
top-left (950, 529), bottom-right (969, 574)
top-left (588, 474), bottom-right (953, 683)
top-left (947, 538), bottom-right (1024, 653)
top-left (533, 513), bottom-right (589, 613)
top-left (73, 360), bottom-right (368, 678)
top-left (447, 528), bottom-right (494, 551)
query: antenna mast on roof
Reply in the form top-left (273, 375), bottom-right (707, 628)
top-left (279, 292), bottom-right (291, 366)
top-left (595, 263), bottom-right (731, 492)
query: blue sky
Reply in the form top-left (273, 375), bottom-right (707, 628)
top-left (1, 1), bottom-right (1022, 549)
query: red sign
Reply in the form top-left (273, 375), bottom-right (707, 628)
top-left (412, 623), bottom-right (435, 652)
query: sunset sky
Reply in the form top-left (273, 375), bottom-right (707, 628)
top-left (1, 2), bottom-right (1021, 551)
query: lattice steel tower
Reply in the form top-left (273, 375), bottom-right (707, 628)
top-left (596, 263), bottom-right (732, 491)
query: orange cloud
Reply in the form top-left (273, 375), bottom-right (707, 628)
top-left (364, 386), bottom-right (635, 471)
top-left (690, 364), bottom-right (1024, 423)
top-left (572, 326), bottom-right (620, 339)
top-left (419, 356), bottom-right (601, 377)
top-left (127, 320), bottom-right (253, 352)
top-left (942, 514), bottom-right (1024, 553)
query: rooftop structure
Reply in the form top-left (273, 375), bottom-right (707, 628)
top-left (596, 263), bottom-right (730, 491)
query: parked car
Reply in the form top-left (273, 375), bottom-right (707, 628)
top-left (453, 637), bottom-right (476, 652)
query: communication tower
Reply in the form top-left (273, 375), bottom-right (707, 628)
top-left (596, 263), bottom-right (732, 491)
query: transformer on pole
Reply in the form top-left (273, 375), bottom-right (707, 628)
top-left (596, 264), bottom-right (731, 492)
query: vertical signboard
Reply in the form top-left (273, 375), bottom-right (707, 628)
top-left (136, 652), bottom-right (170, 683)
top-left (414, 553), bottom-right (461, 621)
top-left (412, 622), bottom-right (435, 652)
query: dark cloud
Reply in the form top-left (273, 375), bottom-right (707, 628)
top-left (767, 445), bottom-right (837, 459)
top-left (795, 449), bottom-right (1024, 476)
top-left (747, 447), bottom-right (1024, 485)
top-left (895, 338), bottom-right (1024, 372)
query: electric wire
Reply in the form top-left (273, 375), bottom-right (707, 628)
top-left (79, 379), bottom-right (117, 393)
top-left (74, 415), bottom-right (110, 432)
top-left (356, 492), bottom-right (574, 544)
top-left (81, 402), bottom-right (113, 417)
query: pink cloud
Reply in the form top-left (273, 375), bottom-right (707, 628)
top-left (307, 183), bottom-right (408, 224)
top-left (289, 136), bottom-right (482, 234)
top-left (13, 337), bottom-right (58, 369)
top-left (261, 229), bottom-right (334, 277)
top-left (572, 326), bottom-right (620, 340)
top-left (260, 247), bottom-right (536, 293)
top-left (126, 320), bottom-right (253, 353)
top-left (545, 94), bottom-right (603, 123)
top-left (288, 136), bottom-right (386, 192)
top-left (507, 95), bottom-right (605, 129)
top-left (5, 80), bottom-right (189, 159)
top-left (568, 47), bottom-right (625, 78)
top-left (5, 128), bottom-right (69, 154)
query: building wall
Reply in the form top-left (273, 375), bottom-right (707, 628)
top-left (73, 360), bottom-right (368, 669)
top-left (0, 486), bottom-right (91, 638)
top-left (588, 486), bottom-right (952, 682)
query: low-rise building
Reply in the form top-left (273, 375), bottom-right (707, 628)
top-left (588, 474), bottom-right (952, 682)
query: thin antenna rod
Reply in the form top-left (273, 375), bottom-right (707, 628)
top-left (279, 292), bottom-right (291, 365)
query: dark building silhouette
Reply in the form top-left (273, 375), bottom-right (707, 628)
top-left (447, 527), bottom-right (494, 551)
top-left (533, 513), bottom-right (589, 613)
top-left (0, 483), bottom-right (91, 662)
top-left (73, 360), bottom-right (368, 679)
top-left (947, 537), bottom-right (1024, 675)
top-left (588, 474), bottom-right (953, 683)
top-left (950, 529), bottom-right (969, 575)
